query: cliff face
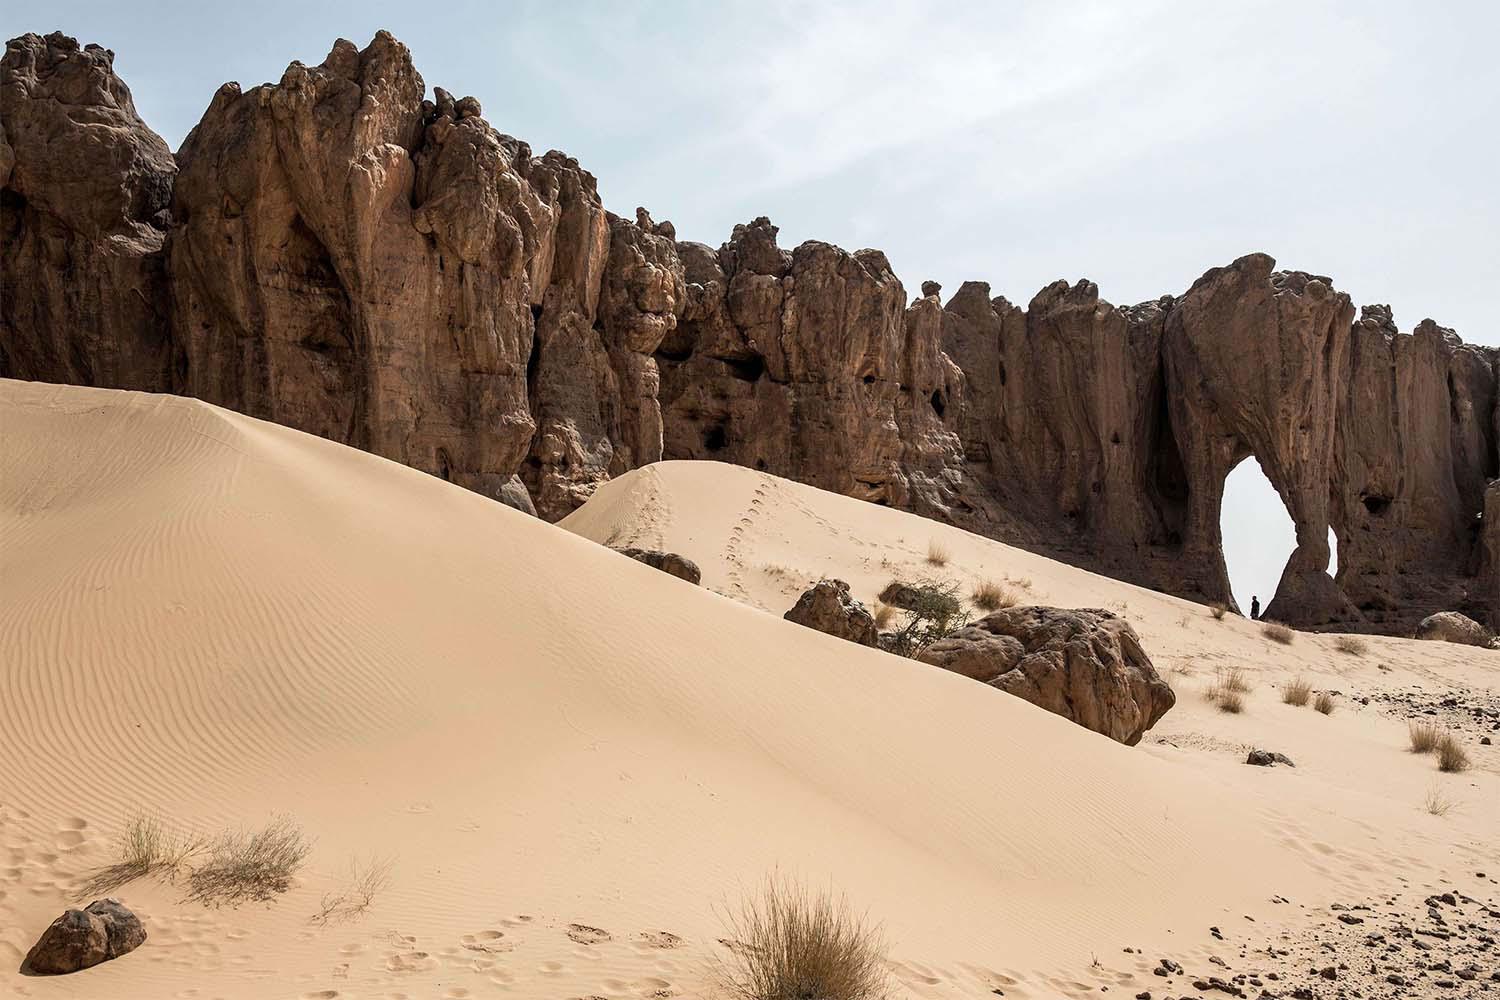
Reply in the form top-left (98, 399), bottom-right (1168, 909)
top-left (3, 30), bottom-right (1496, 633)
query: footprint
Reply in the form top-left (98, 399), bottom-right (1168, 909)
top-left (637, 930), bottom-right (683, 949)
top-left (460, 930), bottom-right (509, 953)
top-left (302, 992), bottom-right (340, 999)
top-left (567, 923), bottom-right (612, 945)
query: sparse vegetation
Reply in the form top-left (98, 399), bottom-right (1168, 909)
top-left (882, 579), bottom-right (971, 657)
top-left (1261, 621), bottom-right (1295, 645)
top-left (1424, 786), bottom-right (1454, 817)
top-left (1216, 689), bottom-right (1245, 714)
top-left (185, 816), bottom-right (313, 907)
top-left (925, 539), bottom-right (950, 567)
top-left (1281, 677), bottom-right (1312, 707)
top-left (1408, 721), bottom-right (1441, 754)
top-left (82, 809), bottom-right (202, 896)
top-left (311, 857), bottom-right (392, 926)
top-left (872, 602), bottom-right (895, 630)
top-left (1333, 635), bottom-right (1368, 656)
top-left (1206, 667), bottom-right (1251, 712)
top-left (1436, 734), bottom-right (1470, 773)
top-left (1210, 602), bottom-right (1228, 621)
top-left (1313, 691), bottom-right (1336, 715)
top-left (713, 873), bottom-right (890, 1000)
top-left (970, 579), bottom-right (1016, 613)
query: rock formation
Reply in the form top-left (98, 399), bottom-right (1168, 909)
top-left (614, 547), bottom-right (701, 585)
top-left (917, 606), bottom-right (1176, 745)
top-left (2, 29), bottom-right (1496, 635)
top-left (1414, 611), bottom-right (1494, 648)
top-left (784, 579), bottom-right (880, 647)
top-left (24, 898), bottom-right (146, 975)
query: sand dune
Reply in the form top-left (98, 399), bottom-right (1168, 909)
top-left (2, 379), bottom-right (1496, 998)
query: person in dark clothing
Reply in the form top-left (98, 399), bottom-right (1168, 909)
top-left (1250, 595), bottom-right (1260, 620)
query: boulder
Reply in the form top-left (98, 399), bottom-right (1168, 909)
top-left (783, 579), bottom-right (879, 647)
top-left (615, 547), bottom-right (701, 585)
top-left (918, 606), bottom-right (1175, 745)
top-left (1246, 749), bottom-right (1295, 767)
top-left (24, 898), bottom-right (146, 974)
top-left (1415, 611), bottom-right (1494, 648)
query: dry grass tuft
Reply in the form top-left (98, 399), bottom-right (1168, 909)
top-left (1424, 786), bottom-right (1454, 817)
top-left (1205, 667), bottom-right (1251, 712)
top-left (1261, 621), bottom-right (1295, 644)
top-left (925, 539), bottom-right (950, 567)
top-left (1333, 635), bottom-right (1368, 656)
top-left (970, 579), bottom-right (1016, 613)
top-left (1408, 721), bottom-right (1442, 754)
top-left (872, 602), bottom-right (895, 630)
top-left (185, 816), bottom-right (312, 907)
top-left (311, 857), bottom-right (392, 926)
top-left (1313, 691), bottom-right (1336, 715)
top-left (714, 873), bottom-right (890, 1000)
top-left (1210, 602), bottom-right (1228, 620)
top-left (1215, 689), bottom-right (1245, 714)
top-left (1281, 677), bottom-right (1312, 707)
top-left (82, 809), bottom-right (202, 897)
top-left (1436, 734), bottom-right (1470, 773)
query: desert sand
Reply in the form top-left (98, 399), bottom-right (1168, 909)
top-left (1, 378), bottom-right (1496, 998)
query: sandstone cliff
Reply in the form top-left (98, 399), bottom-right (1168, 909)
top-left (2, 30), bottom-right (1496, 634)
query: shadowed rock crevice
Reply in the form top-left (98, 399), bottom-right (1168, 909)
top-left (3, 29), bottom-right (1496, 635)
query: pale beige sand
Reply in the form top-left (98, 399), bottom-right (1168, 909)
top-left (1, 379), bottom-right (1494, 999)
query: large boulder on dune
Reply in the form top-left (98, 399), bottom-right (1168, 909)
top-left (917, 606), bottom-right (1175, 745)
top-left (784, 579), bottom-right (879, 647)
top-left (1414, 611), bottom-right (1494, 648)
top-left (24, 898), bottom-right (146, 974)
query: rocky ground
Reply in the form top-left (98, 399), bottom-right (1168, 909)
top-left (1118, 873), bottom-right (1499, 999)
top-left (1366, 684), bottom-right (1500, 743)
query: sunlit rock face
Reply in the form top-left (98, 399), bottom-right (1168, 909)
top-left (3, 29), bottom-right (1497, 635)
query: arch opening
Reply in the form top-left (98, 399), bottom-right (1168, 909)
top-left (1220, 456), bottom-right (1337, 618)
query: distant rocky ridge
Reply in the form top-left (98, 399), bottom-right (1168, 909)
top-left (2, 30), bottom-right (1496, 634)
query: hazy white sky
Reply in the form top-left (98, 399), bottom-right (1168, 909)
top-left (9, 0), bottom-right (1496, 606)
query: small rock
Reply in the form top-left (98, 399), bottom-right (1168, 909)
top-left (614, 547), bottom-right (701, 585)
top-left (24, 898), bottom-right (146, 975)
top-left (1246, 749), bottom-right (1296, 767)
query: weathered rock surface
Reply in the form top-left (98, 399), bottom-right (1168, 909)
top-left (24, 898), bottom-right (146, 974)
top-left (3, 29), bottom-right (1497, 638)
top-left (917, 606), bottom-right (1176, 745)
top-left (1, 33), bottom-right (175, 388)
top-left (1246, 749), bottom-right (1296, 767)
top-left (615, 547), bottom-right (701, 585)
top-left (1415, 611), bottom-right (1494, 648)
top-left (784, 579), bottom-right (879, 647)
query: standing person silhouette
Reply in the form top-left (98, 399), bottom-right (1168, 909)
top-left (1250, 595), bottom-right (1261, 620)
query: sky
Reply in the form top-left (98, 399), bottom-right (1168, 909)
top-left (8, 0), bottom-right (1496, 608)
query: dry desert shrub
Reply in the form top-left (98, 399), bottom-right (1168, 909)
top-left (1333, 635), bottom-right (1368, 656)
top-left (1210, 602), bottom-right (1228, 621)
top-left (970, 579), bottom-right (1016, 612)
top-left (1424, 786), bottom-right (1454, 817)
top-left (1206, 667), bottom-right (1251, 713)
top-left (311, 856), bottom-right (392, 926)
top-left (1436, 734), bottom-right (1470, 773)
top-left (185, 816), bottom-right (312, 907)
top-left (1313, 691), bottom-right (1336, 715)
top-left (872, 602), bottom-right (896, 630)
top-left (925, 538), bottom-right (950, 567)
top-left (1281, 677), bottom-right (1312, 707)
top-left (882, 579), bottom-right (970, 657)
top-left (1408, 721), bottom-right (1442, 754)
top-left (714, 874), bottom-right (890, 1000)
top-left (82, 809), bottom-right (202, 896)
top-left (1261, 621), bottom-right (1295, 645)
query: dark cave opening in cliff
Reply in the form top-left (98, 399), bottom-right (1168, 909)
top-left (1221, 457), bottom-right (1338, 617)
